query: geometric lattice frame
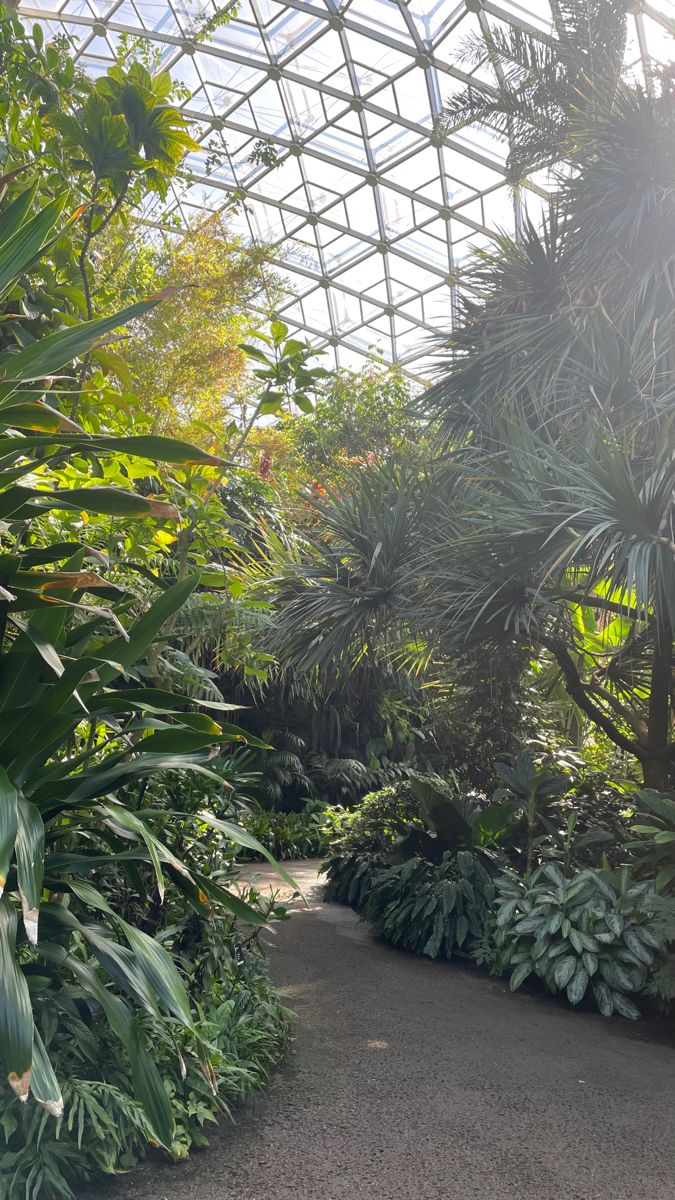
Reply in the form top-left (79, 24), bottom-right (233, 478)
top-left (18, 1), bottom-right (675, 374)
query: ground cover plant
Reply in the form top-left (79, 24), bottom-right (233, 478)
top-left (323, 767), bottom-right (675, 1018)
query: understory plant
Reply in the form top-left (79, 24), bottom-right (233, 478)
top-left (0, 936), bottom-right (289, 1199)
top-left (323, 769), bottom-right (675, 1019)
top-left (0, 186), bottom-right (293, 1172)
top-left (363, 851), bottom-right (497, 961)
top-left (629, 789), bottom-right (675, 893)
top-left (241, 801), bottom-right (332, 860)
top-left (494, 863), bottom-right (674, 1018)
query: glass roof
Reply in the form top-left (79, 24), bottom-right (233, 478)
top-left (17, 0), bottom-right (675, 375)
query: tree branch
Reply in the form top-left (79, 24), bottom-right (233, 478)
top-left (586, 677), bottom-right (648, 743)
top-left (540, 634), bottom-right (644, 759)
top-left (554, 590), bottom-right (645, 621)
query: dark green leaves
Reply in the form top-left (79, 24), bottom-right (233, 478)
top-left (0, 767), bottom-right (18, 897)
top-left (0, 898), bottom-right (33, 1101)
top-left (495, 863), bottom-right (666, 1019)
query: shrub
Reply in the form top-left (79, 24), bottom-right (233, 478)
top-left (0, 939), bottom-right (289, 1199)
top-left (629, 789), bottom-right (675, 892)
top-left (364, 851), bottom-right (497, 961)
top-left (495, 863), bottom-right (675, 1018)
top-left (327, 780), bottom-right (424, 859)
top-left (241, 803), bottom-right (332, 860)
top-left (322, 780), bottom-right (424, 906)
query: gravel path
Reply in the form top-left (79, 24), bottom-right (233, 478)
top-left (101, 860), bottom-right (675, 1200)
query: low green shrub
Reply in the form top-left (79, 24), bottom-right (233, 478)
top-left (323, 774), bottom-right (675, 1020)
top-left (363, 851), bottom-right (497, 960)
top-left (326, 780), bottom-right (424, 858)
top-left (0, 939), bottom-right (289, 1199)
top-left (241, 802), bottom-right (337, 860)
top-left (629, 789), bottom-right (675, 892)
top-left (323, 780), bottom-right (425, 906)
top-left (494, 863), bottom-right (675, 1018)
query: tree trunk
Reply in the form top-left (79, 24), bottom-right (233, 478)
top-left (643, 612), bottom-right (673, 791)
top-left (641, 754), bottom-right (669, 790)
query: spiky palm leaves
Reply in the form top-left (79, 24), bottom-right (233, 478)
top-left (417, 431), bottom-right (674, 785)
top-left (260, 59), bottom-right (675, 788)
top-left (427, 83), bottom-right (675, 450)
top-left (265, 468), bottom-right (429, 674)
top-left (436, 0), bottom-right (630, 182)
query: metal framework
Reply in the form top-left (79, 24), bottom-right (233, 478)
top-left (18, 0), bottom-right (675, 374)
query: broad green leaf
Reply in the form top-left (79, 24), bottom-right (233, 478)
top-left (0, 897), bottom-right (33, 1100)
top-left (197, 811), bottom-right (299, 893)
top-left (0, 183), bottom-right (39, 249)
top-left (15, 800), bottom-right (45, 945)
top-left (138, 728), bottom-right (224, 755)
top-left (270, 320), bottom-right (289, 345)
top-left (128, 1023), bottom-right (174, 1150)
top-left (566, 967), bottom-right (589, 1005)
top-left (0, 295), bottom-right (165, 385)
top-left (39, 942), bottom-right (172, 1144)
top-left (29, 485), bottom-right (179, 520)
top-left (85, 433), bottom-right (227, 467)
top-left (496, 898), bottom-right (519, 926)
top-left (0, 401), bottom-right (73, 432)
top-left (30, 1030), bottom-right (63, 1117)
top-left (593, 979), bottom-right (614, 1017)
top-left (612, 992), bottom-right (640, 1019)
top-left (188, 869), bottom-right (268, 925)
top-left (8, 618), bottom-right (63, 678)
top-left (622, 928), bottom-right (653, 965)
top-left (68, 878), bottom-right (195, 1031)
top-left (87, 688), bottom-right (243, 716)
top-left (554, 955), bottom-right (577, 989)
top-left (509, 959), bottom-right (533, 990)
top-left (0, 767), bottom-right (17, 898)
top-left (98, 805), bottom-right (171, 902)
top-left (0, 195), bottom-right (67, 301)
top-left (96, 575), bottom-right (199, 683)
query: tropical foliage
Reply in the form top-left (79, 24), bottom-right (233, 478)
top-left (494, 863), bottom-right (672, 1018)
top-left (323, 764), bottom-right (675, 1017)
top-left (0, 15), bottom-right (296, 1198)
top-left (435, 0), bottom-right (631, 182)
top-left (264, 52), bottom-right (675, 793)
top-left (0, 5), bottom-right (674, 1194)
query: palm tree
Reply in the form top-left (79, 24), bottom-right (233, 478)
top-left (427, 81), bottom-right (675, 446)
top-left (262, 467), bottom-right (429, 674)
top-left (436, 0), bottom-right (631, 183)
top-left (426, 60), bottom-right (675, 787)
top-left (417, 432), bottom-right (674, 788)
top-left (263, 65), bottom-right (675, 788)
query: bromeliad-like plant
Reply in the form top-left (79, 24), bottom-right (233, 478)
top-left (495, 863), bottom-right (670, 1018)
top-left (0, 187), bottom-right (291, 1147)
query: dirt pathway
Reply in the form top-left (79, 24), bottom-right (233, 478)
top-left (104, 860), bottom-right (675, 1200)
